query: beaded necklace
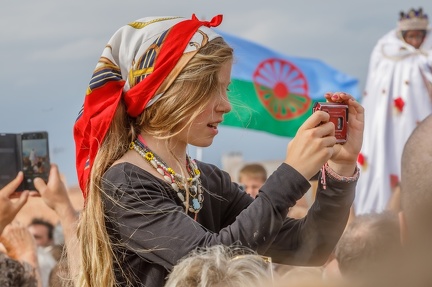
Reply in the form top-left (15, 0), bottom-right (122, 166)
top-left (130, 135), bottom-right (204, 218)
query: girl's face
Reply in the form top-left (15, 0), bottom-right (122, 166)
top-left (177, 59), bottom-right (233, 147)
top-left (403, 30), bottom-right (426, 49)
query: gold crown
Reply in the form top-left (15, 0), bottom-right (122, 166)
top-left (398, 7), bottom-right (429, 31)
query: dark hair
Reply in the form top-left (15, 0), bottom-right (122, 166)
top-left (29, 218), bottom-right (55, 240)
top-left (0, 253), bottom-right (38, 286)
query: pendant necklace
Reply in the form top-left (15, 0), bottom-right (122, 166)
top-left (130, 135), bottom-right (204, 219)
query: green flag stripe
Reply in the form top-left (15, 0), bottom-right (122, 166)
top-left (223, 79), bottom-right (323, 138)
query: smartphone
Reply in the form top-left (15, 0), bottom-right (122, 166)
top-left (0, 131), bottom-right (50, 191)
top-left (313, 102), bottom-right (348, 144)
top-left (0, 133), bottom-right (21, 189)
top-left (20, 131), bottom-right (50, 190)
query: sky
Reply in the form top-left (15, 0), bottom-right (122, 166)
top-left (1, 0), bottom-right (431, 186)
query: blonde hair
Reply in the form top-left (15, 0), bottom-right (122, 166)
top-left (138, 37), bottom-right (233, 141)
top-left (76, 37), bottom-right (233, 287)
top-left (238, 163), bottom-right (267, 183)
top-left (164, 245), bottom-right (272, 287)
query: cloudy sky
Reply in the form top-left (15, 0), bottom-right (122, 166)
top-left (1, 0), bottom-right (431, 186)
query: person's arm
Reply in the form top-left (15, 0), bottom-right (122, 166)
top-left (0, 223), bottom-right (43, 287)
top-left (265, 92), bottom-right (364, 265)
top-left (104, 99), bottom-right (355, 270)
top-left (0, 172), bottom-right (29, 234)
top-left (34, 164), bottom-right (79, 279)
top-left (264, 167), bottom-right (357, 265)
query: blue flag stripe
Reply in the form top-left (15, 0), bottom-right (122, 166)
top-left (216, 29), bottom-right (359, 100)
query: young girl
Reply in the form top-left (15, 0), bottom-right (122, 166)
top-left (74, 14), bottom-right (364, 286)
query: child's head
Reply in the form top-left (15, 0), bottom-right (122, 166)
top-left (238, 163), bottom-right (267, 198)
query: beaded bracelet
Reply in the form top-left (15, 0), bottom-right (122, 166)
top-left (320, 163), bottom-right (360, 189)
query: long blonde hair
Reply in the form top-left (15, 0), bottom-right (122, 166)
top-left (76, 37), bottom-right (233, 287)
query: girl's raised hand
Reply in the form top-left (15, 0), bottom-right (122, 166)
top-left (324, 92), bottom-right (365, 176)
top-left (285, 110), bottom-right (337, 180)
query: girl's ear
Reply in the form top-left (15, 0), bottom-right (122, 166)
top-left (398, 211), bottom-right (409, 246)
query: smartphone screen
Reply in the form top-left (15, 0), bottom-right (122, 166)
top-left (0, 133), bottom-right (20, 189)
top-left (21, 131), bottom-right (50, 190)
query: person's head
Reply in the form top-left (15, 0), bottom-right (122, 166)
top-left (164, 245), bottom-right (273, 287)
top-left (28, 218), bottom-right (54, 248)
top-left (400, 115), bottom-right (432, 285)
top-left (0, 252), bottom-right (38, 286)
top-left (238, 163), bottom-right (267, 198)
top-left (74, 15), bottom-right (233, 286)
top-left (335, 211), bottom-right (401, 286)
top-left (398, 7), bottom-right (429, 49)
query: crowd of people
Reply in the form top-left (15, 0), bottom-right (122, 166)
top-left (0, 6), bottom-right (431, 287)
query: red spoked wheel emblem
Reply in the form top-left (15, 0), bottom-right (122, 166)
top-left (253, 58), bottom-right (311, 120)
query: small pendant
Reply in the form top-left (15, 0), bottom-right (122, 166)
top-left (189, 185), bottom-right (197, 196)
top-left (192, 198), bottom-right (201, 210)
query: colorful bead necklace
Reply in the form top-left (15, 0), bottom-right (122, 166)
top-left (130, 135), bottom-right (204, 217)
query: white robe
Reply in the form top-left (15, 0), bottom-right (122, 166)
top-left (354, 28), bottom-right (432, 215)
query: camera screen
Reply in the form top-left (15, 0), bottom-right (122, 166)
top-left (21, 137), bottom-right (49, 185)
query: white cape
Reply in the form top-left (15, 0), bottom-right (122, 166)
top-left (354, 28), bottom-right (432, 215)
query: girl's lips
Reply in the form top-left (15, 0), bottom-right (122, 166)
top-left (207, 122), bottom-right (220, 129)
top-left (207, 122), bottom-right (220, 136)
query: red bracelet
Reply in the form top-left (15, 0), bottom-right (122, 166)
top-left (320, 163), bottom-right (360, 189)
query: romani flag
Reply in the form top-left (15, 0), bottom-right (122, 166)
top-left (218, 30), bottom-right (360, 137)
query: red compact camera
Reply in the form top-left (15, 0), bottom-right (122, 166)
top-left (313, 102), bottom-right (348, 144)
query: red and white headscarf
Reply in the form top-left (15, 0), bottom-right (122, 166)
top-left (74, 14), bottom-right (223, 197)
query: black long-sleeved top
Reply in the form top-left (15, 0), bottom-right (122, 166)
top-left (102, 161), bottom-right (356, 286)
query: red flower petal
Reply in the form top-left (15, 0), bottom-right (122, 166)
top-left (394, 97), bottom-right (405, 112)
top-left (357, 153), bottom-right (365, 166)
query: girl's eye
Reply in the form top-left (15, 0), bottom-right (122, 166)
top-left (226, 88), bottom-right (231, 92)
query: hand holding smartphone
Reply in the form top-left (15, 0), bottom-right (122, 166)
top-left (0, 131), bottom-right (50, 192)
